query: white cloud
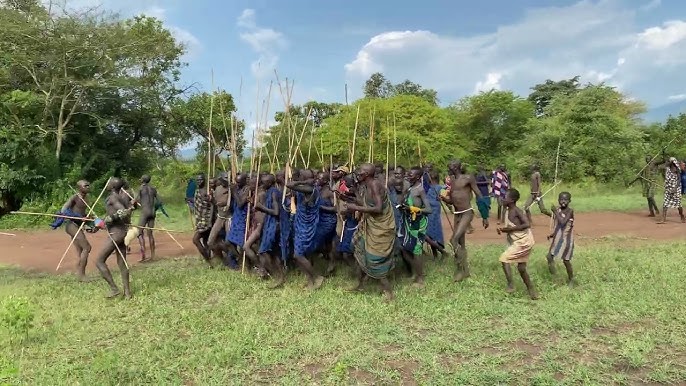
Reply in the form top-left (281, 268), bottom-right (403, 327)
top-left (474, 72), bottom-right (503, 93)
top-left (668, 94), bottom-right (686, 102)
top-left (344, 1), bottom-right (686, 107)
top-left (636, 20), bottom-right (686, 50)
top-left (237, 8), bottom-right (288, 79)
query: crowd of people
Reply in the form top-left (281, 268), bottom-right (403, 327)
top-left (182, 160), bottom-right (576, 301)
top-left (43, 151), bottom-right (686, 302)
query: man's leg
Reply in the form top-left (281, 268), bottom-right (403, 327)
top-left (146, 217), bottom-right (156, 260)
top-left (111, 229), bottom-right (131, 299)
top-left (517, 262), bottom-right (538, 300)
top-left (451, 211), bottom-right (474, 282)
top-left (294, 255), bottom-right (324, 290)
top-left (95, 238), bottom-right (120, 298)
top-left (502, 262), bottom-right (514, 293)
top-left (193, 230), bottom-right (211, 263)
top-left (523, 194), bottom-right (535, 223)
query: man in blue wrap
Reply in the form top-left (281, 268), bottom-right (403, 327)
top-left (313, 172), bottom-right (338, 276)
top-left (226, 173), bottom-right (251, 270)
top-left (255, 173), bottom-right (284, 287)
top-left (286, 169), bottom-right (325, 290)
top-left (422, 168), bottom-right (446, 259)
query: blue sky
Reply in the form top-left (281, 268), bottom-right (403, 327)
top-left (59, 0), bottom-right (686, 144)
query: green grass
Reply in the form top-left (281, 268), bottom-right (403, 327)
top-left (2, 241), bottom-right (686, 385)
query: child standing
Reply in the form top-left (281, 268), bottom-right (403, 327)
top-left (547, 192), bottom-right (575, 286)
top-left (497, 188), bottom-right (538, 300)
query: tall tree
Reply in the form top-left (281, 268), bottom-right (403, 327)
top-left (528, 76), bottom-right (581, 117)
top-left (363, 72), bottom-right (394, 99)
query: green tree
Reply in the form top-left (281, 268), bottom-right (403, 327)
top-left (528, 76), bottom-right (581, 117)
top-left (518, 84), bottom-right (646, 182)
top-left (449, 90), bottom-right (535, 166)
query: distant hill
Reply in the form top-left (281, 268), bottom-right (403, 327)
top-left (643, 100), bottom-right (686, 123)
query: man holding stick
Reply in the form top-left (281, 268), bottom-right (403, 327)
top-left (53, 180), bottom-right (93, 282)
top-left (628, 156), bottom-right (660, 217)
top-left (135, 175), bottom-right (158, 262)
top-left (94, 178), bottom-right (135, 299)
top-left (192, 173), bottom-right (214, 265)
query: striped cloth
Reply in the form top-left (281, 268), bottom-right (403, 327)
top-left (492, 171), bottom-right (509, 199)
top-left (549, 211), bottom-right (574, 261)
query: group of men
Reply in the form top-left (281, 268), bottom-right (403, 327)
top-left (53, 160), bottom-right (577, 301)
top-left (186, 159), bottom-right (573, 301)
top-left (54, 176), bottom-right (160, 299)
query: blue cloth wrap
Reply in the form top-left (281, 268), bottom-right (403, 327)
top-left (425, 184), bottom-right (444, 247)
top-left (50, 208), bottom-right (83, 229)
top-left (226, 198), bottom-right (248, 247)
top-left (312, 192), bottom-right (337, 252)
top-left (293, 190), bottom-right (320, 257)
top-left (258, 187), bottom-right (280, 254)
top-left (336, 215), bottom-right (358, 253)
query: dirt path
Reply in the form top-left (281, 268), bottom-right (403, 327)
top-left (0, 211), bottom-right (683, 274)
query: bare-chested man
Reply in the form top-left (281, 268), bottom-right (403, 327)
top-left (442, 160), bottom-right (487, 282)
top-left (208, 172), bottom-right (231, 263)
top-left (94, 178), bottom-right (135, 299)
top-left (135, 174), bottom-right (158, 262)
top-left (59, 180), bottom-right (92, 281)
top-left (399, 166), bottom-right (432, 287)
top-left (523, 164), bottom-right (552, 223)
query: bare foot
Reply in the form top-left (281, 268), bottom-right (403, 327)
top-left (106, 290), bottom-right (121, 299)
top-left (308, 276), bottom-right (324, 291)
top-left (681, 216), bottom-right (685, 223)
top-left (548, 263), bottom-right (557, 275)
top-left (567, 279), bottom-right (576, 288)
top-left (78, 275), bottom-right (94, 283)
top-left (269, 277), bottom-right (286, 290)
top-left (528, 290), bottom-right (539, 300)
top-left (505, 285), bottom-right (515, 294)
top-left (453, 272), bottom-right (470, 283)
top-left (124, 292), bottom-right (133, 300)
top-left (382, 291), bottom-right (394, 302)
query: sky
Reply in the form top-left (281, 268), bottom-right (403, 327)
top-left (52, 0), bottom-right (686, 143)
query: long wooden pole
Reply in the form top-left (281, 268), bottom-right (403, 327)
top-left (549, 138), bottom-right (562, 232)
top-left (56, 178), bottom-right (110, 271)
top-left (350, 105), bottom-right (360, 170)
top-left (368, 107), bottom-right (375, 163)
top-left (207, 70), bottom-right (215, 194)
top-left (385, 117), bottom-right (390, 187)
top-left (393, 112), bottom-right (397, 169)
top-left (12, 211), bottom-right (185, 233)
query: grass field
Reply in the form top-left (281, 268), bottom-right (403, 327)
top-left (2, 240), bottom-right (685, 385)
